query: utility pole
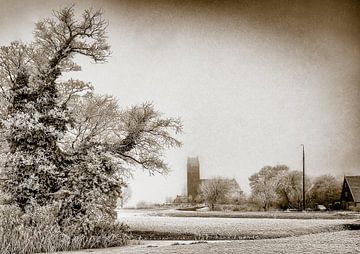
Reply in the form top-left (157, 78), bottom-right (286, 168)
top-left (301, 144), bottom-right (306, 211)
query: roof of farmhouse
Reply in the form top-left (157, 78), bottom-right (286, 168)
top-left (345, 176), bottom-right (360, 203)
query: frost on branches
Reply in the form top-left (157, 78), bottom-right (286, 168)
top-left (0, 6), bottom-right (181, 233)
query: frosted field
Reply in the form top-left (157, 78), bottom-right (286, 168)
top-left (117, 210), bottom-right (353, 238)
top-left (48, 210), bottom-right (359, 254)
top-left (50, 230), bottom-right (360, 254)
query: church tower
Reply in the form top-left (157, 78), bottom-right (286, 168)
top-left (187, 157), bottom-right (200, 201)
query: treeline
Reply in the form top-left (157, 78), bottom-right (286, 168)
top-left (248, 165), bottom-right (342, 211)
top-left (182, 165), bottom-right (342, 211)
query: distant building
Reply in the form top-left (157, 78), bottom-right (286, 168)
top-left (186, 157), bottom-right (241, 202)
top-left (340, 175), bottom-right (360, 209)
top-left (187, 157), bottom-right (200, 201)
top-left (173, 195), bottom-right (188, 204)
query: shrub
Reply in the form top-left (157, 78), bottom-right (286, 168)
top-left (0, 204), bottom-right (130, 254)
top-left (216, 203), bottom-right (262, 212)
top-left (0, 204), bottom-right (65, 254)
top-left (136, 201), bottom-right (159, 209)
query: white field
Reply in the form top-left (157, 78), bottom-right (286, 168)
top-left (49, 230), bottom-right (360, 254)
top-left (117, 209), bottom-right (353, 237)
top-left (46, 210), bottom-right (359, 254)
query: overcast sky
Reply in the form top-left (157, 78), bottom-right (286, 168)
top-left (0, 0), bottom-right (359, 205)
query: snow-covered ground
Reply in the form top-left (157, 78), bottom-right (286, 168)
top-left (117, 209), bottom-right (353, 238)
top-left (46, 209), bottom-right (359, 254)
top-left (49, 230), bottom-right (360, 254)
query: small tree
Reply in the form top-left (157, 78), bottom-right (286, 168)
top-left (198, 177), bottom-right (230, 210)
top-left (230, 189), bottom-right (247, 205)
top-left (249, 165), bottom-right (288, 210)
top-left (307, 175), bottom-right (341, 208)
top-left (276, 170), bottom-right (311, 209)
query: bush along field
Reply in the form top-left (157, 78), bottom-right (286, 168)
top-left (0, 6), bottom-right (181, 254)
top-left (0, 204), bottom-right (130, 254)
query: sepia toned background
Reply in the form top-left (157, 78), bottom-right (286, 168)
top-left (0, 0), bottom-right (359, 205)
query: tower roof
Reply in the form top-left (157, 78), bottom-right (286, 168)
top-left (187, 157), bottom-right (199, 167)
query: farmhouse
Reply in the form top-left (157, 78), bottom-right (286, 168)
top-left (340, 175), bottom-right (360, 209)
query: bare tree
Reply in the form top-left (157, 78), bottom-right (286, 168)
top-left (249, 165), bottom-right (288, 210)
top-left (276, 170), bottom-right (311, 209)
top-left (198, 177), bottom-right (231, 210)
top-left (63, 93), bottom-right (182, 176)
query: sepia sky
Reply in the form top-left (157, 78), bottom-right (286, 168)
top-left (0, 0), bottom-right (359, 205)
